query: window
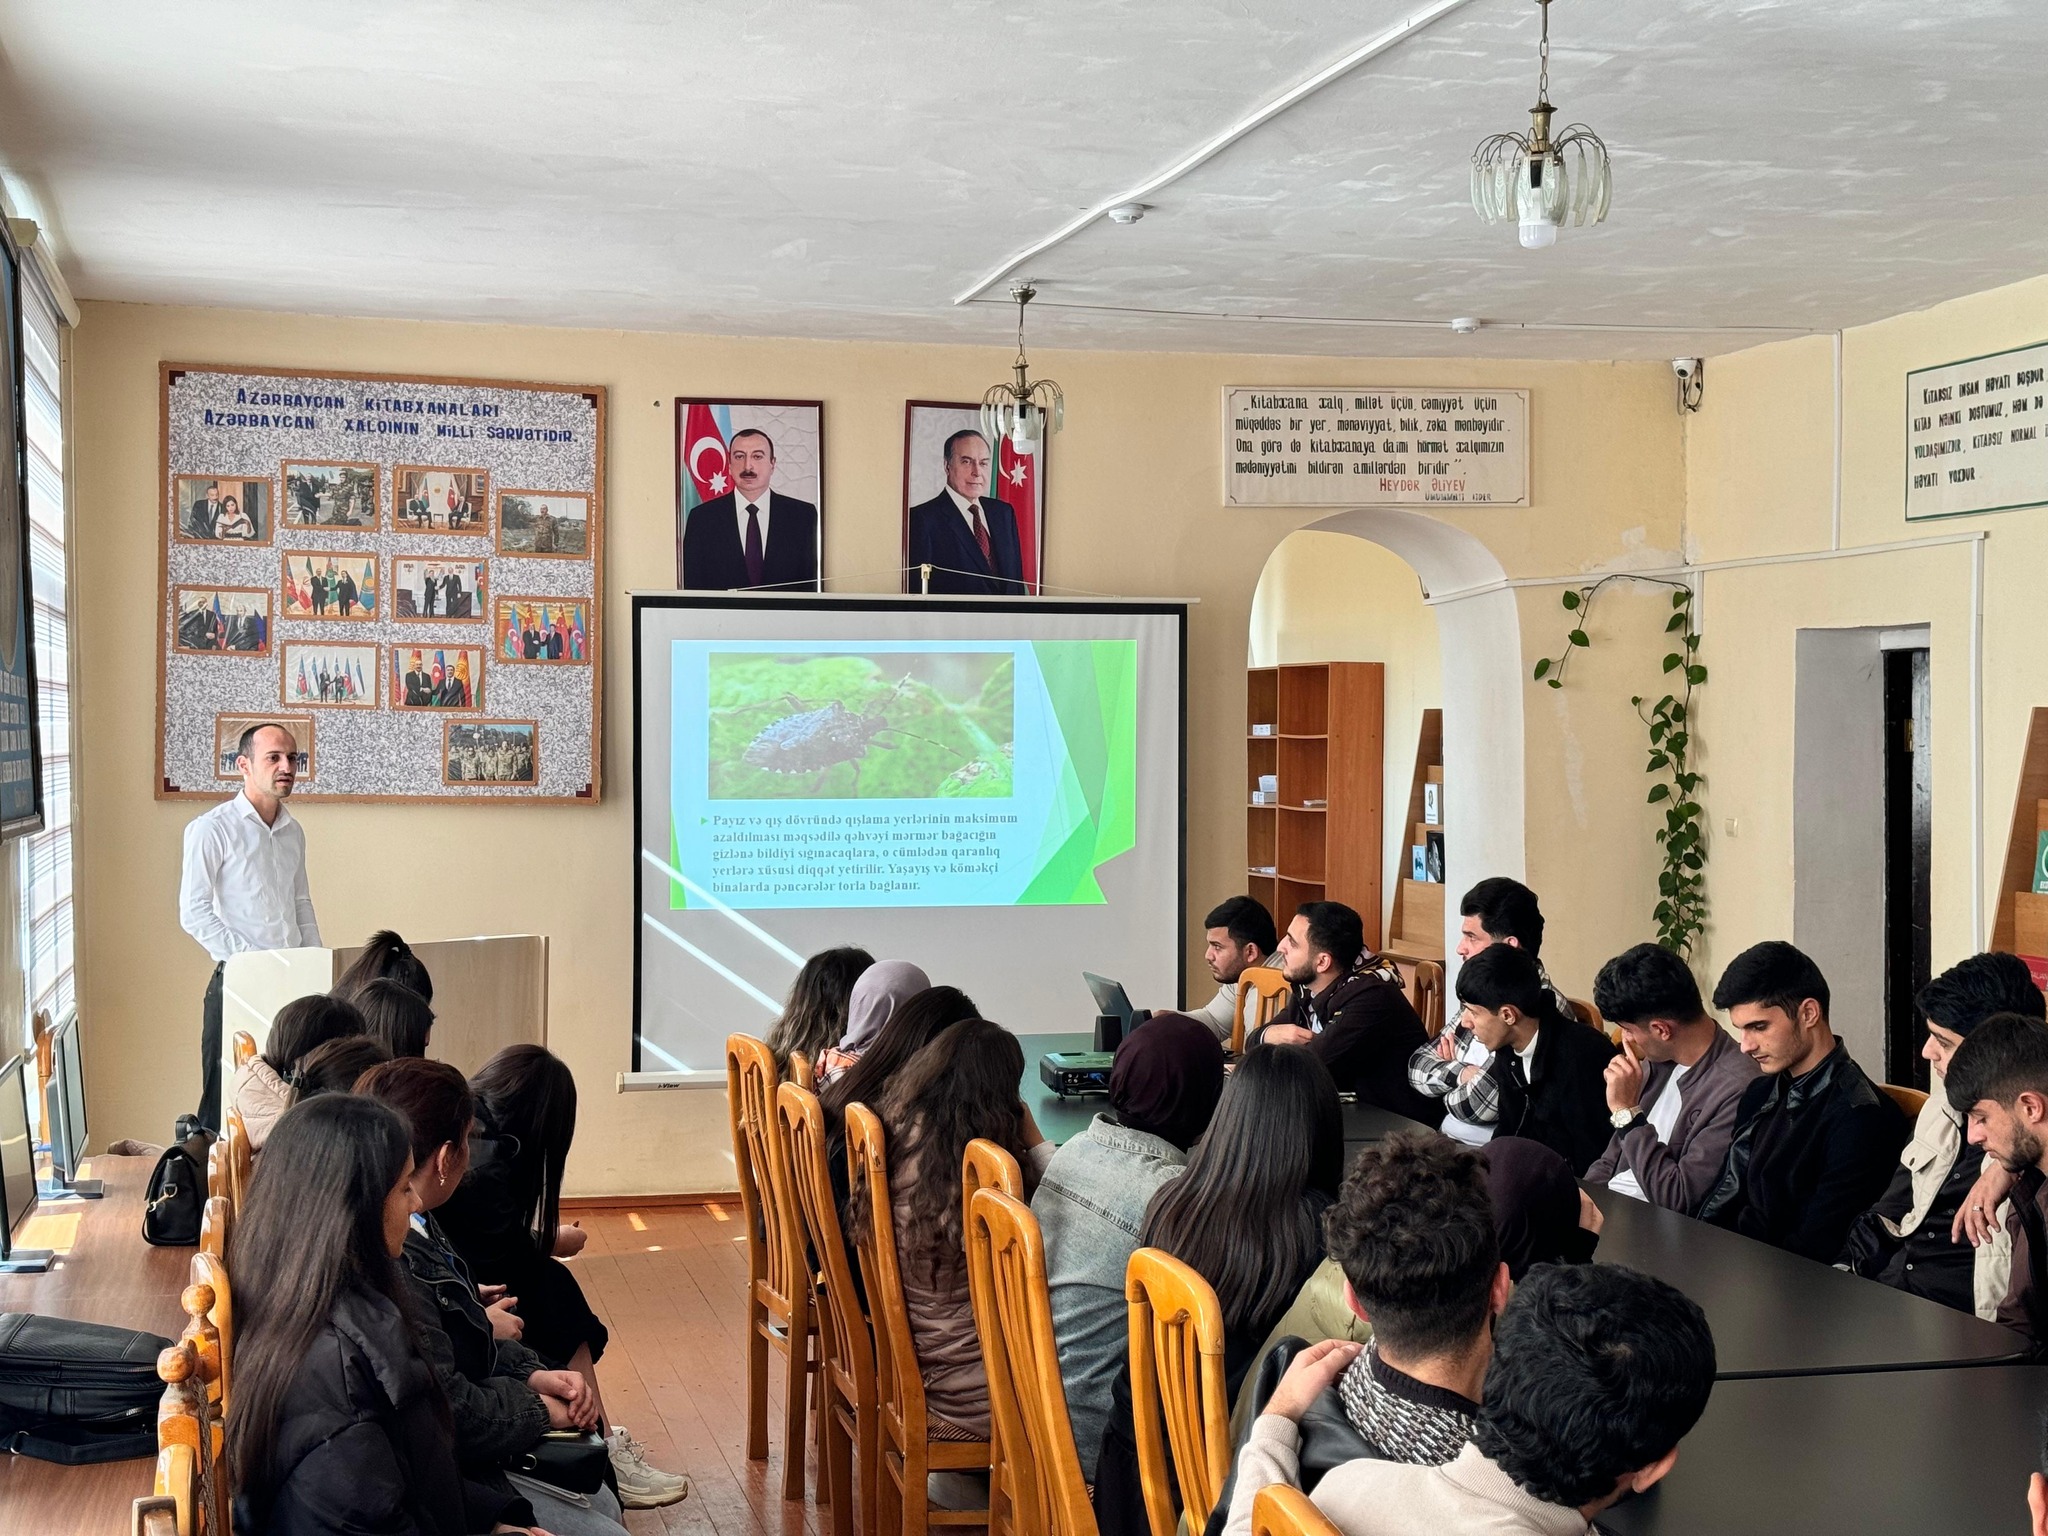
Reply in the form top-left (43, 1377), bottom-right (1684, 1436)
top-left (18, 266), bottom-right (70, 1034)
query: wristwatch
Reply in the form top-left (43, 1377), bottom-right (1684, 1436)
top-left (1610, 1107), bottom-right (1645, 1131)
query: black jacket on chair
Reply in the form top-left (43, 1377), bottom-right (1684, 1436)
top-left (233, 1285), bottom-right (529, 1536)
top-left (1489, 1013), bottom-right (1621, 1176)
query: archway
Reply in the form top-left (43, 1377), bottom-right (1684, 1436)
top-left (1248, 507), bottom-right (1525, 959)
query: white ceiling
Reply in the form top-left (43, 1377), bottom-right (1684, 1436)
top-left (0, 0), bottom-right (2043, 358)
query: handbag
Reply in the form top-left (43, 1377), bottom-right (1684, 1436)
top-left (142, 1124), bottom-right (216, 1247)
top-left (510, 1429), bottom-right (610, 1495)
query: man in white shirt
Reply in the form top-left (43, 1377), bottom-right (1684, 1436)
top-left (179, 722), bottom-right (320, 1130)
top-left (1182, 895), bottom-right (1279, 1042)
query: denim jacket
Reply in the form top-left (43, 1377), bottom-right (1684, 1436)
top-left (1030, 1114), bottom-right (1188, 1479)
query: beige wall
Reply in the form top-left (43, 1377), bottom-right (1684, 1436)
top-left (70, 300), bottom-right (1682, 1192)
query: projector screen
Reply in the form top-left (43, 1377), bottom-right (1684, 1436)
top-left (632, 594), bottom-right (1187, 1075)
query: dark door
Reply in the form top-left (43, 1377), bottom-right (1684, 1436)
top-left (1883, 646), bottom-right (1932, 1088)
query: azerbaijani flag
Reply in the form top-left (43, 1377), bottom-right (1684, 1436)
top-left (680, 402), bottom-right (733, 515)
top-left (503, 606), bottom-right (522, 659)
top-left (996, 436), bottom-right (1040, 594)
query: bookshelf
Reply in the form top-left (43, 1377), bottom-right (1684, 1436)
top-left (1992, 708), bottom-right (2048, 975)
top-left (1388, 708), bottom-right (1446, 962)
top-left (1247, 662), bottom-right (1385, 948)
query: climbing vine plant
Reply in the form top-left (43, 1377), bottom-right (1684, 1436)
top-left (1532, 578), bottom-right (1708, 957)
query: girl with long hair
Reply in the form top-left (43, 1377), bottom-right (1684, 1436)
top-left (1092, 1043), bottom-right (1345, 1533)
top-left (224, 1093), bottom-right (533, 1535)
top-left (820, 984), bottom-right (979, 1217)
top-left (352, 978), bottom-right (436, 1059)
top-left (334, 928), bottom-right (436, 1004)
top-left (229, 994), bottom-right (365, 1151)
top-left (434, 1044), bottom-right (690, 1505)
top-left (764, 945), bottom-right (874, 1071)
top-left (845, 1017), bottom-right (1050, 1439)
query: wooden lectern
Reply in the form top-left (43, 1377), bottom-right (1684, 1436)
top-left (221, 935), bottom-right (547, 1086)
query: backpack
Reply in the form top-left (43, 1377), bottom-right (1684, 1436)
top-left (0, 1313), bottom-right (170, 1464)
top-left (143, 1122), bottom-right (216, 1247)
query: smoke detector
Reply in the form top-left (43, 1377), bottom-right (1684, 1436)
top-left (1450, 317), bottom-right (1482, 335)
top-left (1105, 203), bottom-right (1148, 226)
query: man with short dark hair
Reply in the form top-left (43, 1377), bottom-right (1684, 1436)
top-left (1227, 1263), bottom-right (1715, 1536)
top-left (1455, 878), bottom-right (1573, 1019)
top-left (1184, 894), bottom-right (1281, 1041)
top-left (680, 426), bottom-right (821, 591)
top-left (1450, 944), bottom-right (1616, 1175)
top-left (1583, 943), bottom-right (1758, 1211)
top-left (1253, 901), bottom-right (1435, 1122)
top-left (1699, 941), bottom-right (1908, 1260)
top-left (1947, 1012), bottom-right (2048, 1347)
top-left (905, 428), bottom-right (1026, 594)
top-left (1839, 952), bottom-right (2043, 1314)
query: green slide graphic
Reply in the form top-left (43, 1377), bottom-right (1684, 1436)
top-left (1018, 640), bottom-right (1139, 904)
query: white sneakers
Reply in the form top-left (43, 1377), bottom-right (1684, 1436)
top-left (606, 1424), bottom-right (692, 1509)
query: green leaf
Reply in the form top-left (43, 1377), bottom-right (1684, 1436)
top-left (1568, 629), bottom-right (1590, 648)
top-left (1684, 632), bottom-right (1700, 651)
top-left (1649, 721), bottom-right (1667, 744)
top-left (1647, 752), bottom-right (1670, 771)
top-left (1683, 852), bottom-right (1703, 870)
top-left (1667, 732), bottom-right (1688, 754)
top-left (1647, 783), bottom-right (1671, 803)
top-left (1672, 590), bottom-right (1689, 608)
top-left (1561, 589), bottom-right (1582, 611)
top-left (1670, 703), bottom-right (1686, 723)
top-left (1663, 654), bottom-right (1682, 673)
top-left (1533, 657), bottom-right (1552, 680)
top-left (1547, 677), bottom-right (1563, 690)
top-left (1687, 664), bottom-right (1708, 685)
top-left (1682, 802), bottom-right (1703, 819)
top-left (1666, 612), bottom-right (1687, 632)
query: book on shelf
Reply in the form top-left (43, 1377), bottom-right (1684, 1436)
top-left (1423, 782), bottom-right (1441, 825)
top-left (1411, 845), bottom-right (1429, 881)
top-left (1251, 723), bottom-right (1275, 736)
top-left (1425, 831), bottom-right (1444, 883)
top-left (2035, 830), bottom-right (2048, 894)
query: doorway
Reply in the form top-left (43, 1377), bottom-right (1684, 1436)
top-left (1883, 642), bottom-right (1932, 1088)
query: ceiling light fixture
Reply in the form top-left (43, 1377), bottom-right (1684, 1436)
top-left (1471, 0), bottom-right (1610, 249)
top-left (981, 283), bottom-right (1063, 456)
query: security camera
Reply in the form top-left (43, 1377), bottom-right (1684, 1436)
top-left (1672, 357), bottom-right (1706, 413)
top-left (1672, 357), bottom-right (1701, 379)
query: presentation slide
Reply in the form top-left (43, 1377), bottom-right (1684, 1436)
top-left (634, 596), bottom-right (1184, 1075)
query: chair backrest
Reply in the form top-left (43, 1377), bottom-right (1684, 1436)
top-left (198, 1195), bottom-right (230, 1262)
top-left (1409, 960), bottom-right (1445, 1039)
top-left (204, 1141), bottom-right (228, 1204)
top-left (967, 1186), bottom-right (1097, 1536)
top-left (1125, 1247), bottom-right (1231, 1536)
top-left (844, 1102), bottom-right (931, 1442)
top-left (1566, 997), bottom-right (1608, 1037)
top-left (1231, 967), bottom-right (1293, 1053)
top-left (190, 1251), bottom-right (233, 1416)
top-left (231, 1031), bottom-right (257, 1071)
top-left (778, 1080), bottom-right (873, 1414)
top-left (153, 1335), bottom-right (225, 1536)
top-left (1882, 1082), bottom-right (1930, 1119)
top-left (962, 1137), bottom-right (1023, 1241)
top-left (787, 1050), bottom-right (817, 1092)
top-left (222, 1110), bottom-right (252, 1211)
top-left (727, 1034), bottom-right (807, 1317)
top-left (1251, 1484), bottom-right (1343, 1536)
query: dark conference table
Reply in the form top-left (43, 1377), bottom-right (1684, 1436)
top-left (1595, 1364), bottom-right (2048, 1536)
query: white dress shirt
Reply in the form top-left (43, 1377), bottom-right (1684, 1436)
top-left (943, 485), bottom-right (987, 537)
top-left (733, 488), bottom-right (772, 551)
top-left (179, 792), bottom-right (322, 963)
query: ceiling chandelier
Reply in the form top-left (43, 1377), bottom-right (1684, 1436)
top-left (981, 282), bottom-right (1063, 455)
top-left (1471, 0), bottom-right (1610, 249)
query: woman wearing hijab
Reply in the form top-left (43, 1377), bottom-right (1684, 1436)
top-left (1033, 1013), bottom-right (1226, 1481)
top-left (816, 958), bottom-right (930, 1084)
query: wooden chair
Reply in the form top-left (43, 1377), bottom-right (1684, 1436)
top-left (788, 1050), bottom-right (817, 1092)
top-left (1231, 967), bottom-right (1293, 1053)
top-left (727, 1033), bottom-right (821, 1500)
top-left (1125, 1248), bottom-right (1231, 1536)
top-left (231, 1031), bottom-right (257, 1070)
top-left (845, 1102), bottom-right (991, 1536)
top-left (1251, 1484), bottom-right (1342, 1536)
top-left (153, 1330), bottom-right (226, 1536)
top-left (222, 1109), bottom-right (252, 1212)
top-left (1408, 960), bottom-right (1445, 1039)
top-left (1566, 997), bottom-right (1609, 1038)
top-left (1882, 1082), bottom-right (1930, 1118)
top-left (780, 1082), bottom-right (876, 1536)
top-left (198, 1195), bottom-right (230, 1262)
top-left (962, 1140), bottom-right (1023, 1535)
top-left (966, 1185), bottom-right (1096, 1536)
top-left (190, 1251), bottom-right (233, 1415)
top-left (204, 1141), bottom-right (229, 1205)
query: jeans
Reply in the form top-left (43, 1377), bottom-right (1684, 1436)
top-left (198, 962), bottom-right (224, 1132)
top-left (505, 1471), bottom-right (628, 1535)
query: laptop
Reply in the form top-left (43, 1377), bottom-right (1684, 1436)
top-left (1083, 972), bottom-right (1137, 1035)
top-left (1040, 973), bottom-right (1142, 1095)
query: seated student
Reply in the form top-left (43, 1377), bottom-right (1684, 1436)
top-left (332, 928), bottom-right (435, 1005)
top-left (820, 983), bottom-right (980, 1222)
top-left (1226, 1263), bottom-right (1716, 1536)
top-left (1252, 902), bottom-right (1437, 1123)
top-left (1183, 895), bottom-right (1280, 1042)
top-left (1093, 1044), bottom-right (1345, 1535)
top-left (845, 1017), bottom-right (1053, 1440)
top-left (817, 959), bottom-right (930, 1085)
top-left (435, 1043), bottom-right (691, 1505)
top-left (1036, 1013), bottom-right (1226, 1480)
top-left (290, 1034), bottom-right (391, 1100)
top-left (224, 1093), bottom-right (536, 1536)
top-left (1448, 945), bottom-right (1616, 1175)
top-left (351, 978), bottom-right (435, 1059)
top-left (1698, 942), bottom-right (1909, 1260)
top-left (1945, 1012), bottom-right (2048, 1348)
top-left (360, 1057), bottom-right (632, 1532)
top-left (1582, 942), bottom-right (1758, 1211)
top-left (1410, 879), bottom-right (1584, 1147)
top-left (230, 994), bottom-right (365, 1150)
top-left (1839, 952), bottom-right (2043, 1314)
top-left (765, 945), bottom-right (874, 1072)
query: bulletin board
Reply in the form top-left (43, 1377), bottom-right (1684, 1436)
top-left (157, 363), bottom-right (605, 803)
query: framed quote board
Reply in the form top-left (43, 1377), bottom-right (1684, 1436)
top-left (157, 364), bottom-right (605, 803)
